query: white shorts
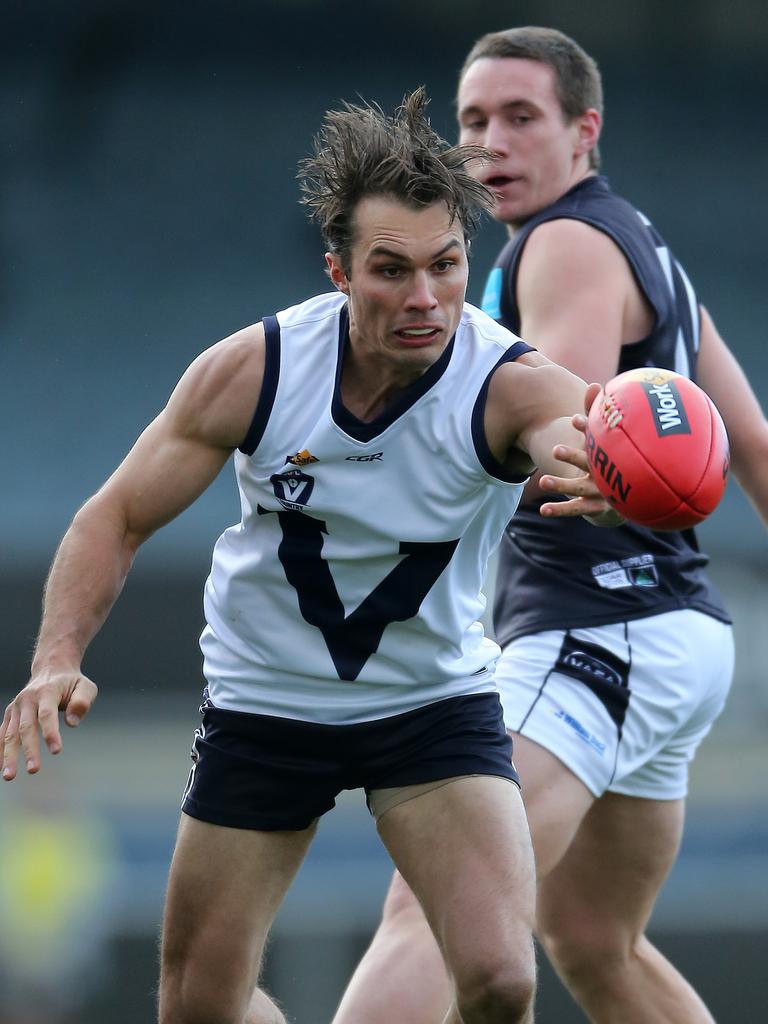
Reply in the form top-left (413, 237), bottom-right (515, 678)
top-left (495, 609), bottom-right (734, 800)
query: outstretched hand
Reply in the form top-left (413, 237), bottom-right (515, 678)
top-left (1, 669), bottom-right (98, 780)
top-left (539, 383), bottom-right (624, 526)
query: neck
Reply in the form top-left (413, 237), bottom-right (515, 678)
top-left (506, 168), bottom-right (597, 238)
top-left (340, 347), bottom-right (427, 422)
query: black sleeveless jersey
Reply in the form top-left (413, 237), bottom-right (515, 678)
top-left (485, 176), bottom-right (730, 644)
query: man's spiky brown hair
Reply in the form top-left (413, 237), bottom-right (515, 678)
top-left (299, 87), bottom-right (494, 271)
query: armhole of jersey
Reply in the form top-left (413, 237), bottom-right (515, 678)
top-left (471, 341), bottom-right (535, 483)
top-left (238, 315), bottom-right (281, 455)
top-left (562, 215), bottom-right (667, 335)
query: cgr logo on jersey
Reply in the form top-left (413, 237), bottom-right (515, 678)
top-left (286, 449), bottom-right (319, 466)
top-left (641, 380), bottom-right (691, 436)
top-left (270, 468), bottom-right (315, 511)
top-left (345, 451), bottom-right (383, 462)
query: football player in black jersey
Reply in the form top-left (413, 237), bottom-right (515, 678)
top-left (335, 27), bottom-right (768, 1024)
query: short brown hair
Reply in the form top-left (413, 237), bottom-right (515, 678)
top-left (461, 26), bottom-right (603, 170)
top-left (299, 87), bottom-right (495, 272)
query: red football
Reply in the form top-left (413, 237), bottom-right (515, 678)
top-left (585, 368), bottom-right (730, 530)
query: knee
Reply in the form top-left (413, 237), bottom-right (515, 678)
top-left (539, 909), bottom-right (631, 984)
top-left (455, 955), bottom-right (536, 1024)
top-left (159, 957), bottom-right (249, 1024)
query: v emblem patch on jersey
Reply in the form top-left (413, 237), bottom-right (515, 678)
top-left (257, 507), bottom-right (458, 680)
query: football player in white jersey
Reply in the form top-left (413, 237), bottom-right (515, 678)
top-left (1, 89), bottom-right (618, 1024)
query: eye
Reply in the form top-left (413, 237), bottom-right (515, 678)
top-left (433, 260), bottom-right (456, 273)
top-left (378, 266), bottom-right (403, 278)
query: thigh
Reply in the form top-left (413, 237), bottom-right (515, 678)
top-left (538, 792), bottom-right (685, 945)
top-left (510, 732), bottom-right (594, 879)
top-left (160, 813), bottom-right (316, 1011)
top-left (376, 776), bottom-right (536, 979)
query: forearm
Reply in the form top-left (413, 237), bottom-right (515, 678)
top-left (32, 499), bottom-right (143, 673)
top-left (734, 457), bottom-right (768, 529)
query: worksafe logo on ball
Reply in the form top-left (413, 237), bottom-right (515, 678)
top-left (270, 469), bottom-right (315, 511)
top-left (641, 379), bottom-right (691, 436)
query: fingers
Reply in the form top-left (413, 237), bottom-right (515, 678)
top-left (0, 703), bottom-right (20, 780)
top-left (548, 443), bottom-right (589, 475)
top-left (1, 674), bottom-right (97, 781)
top-left (540, 496), bottom-right (611, 518)
top-left (2, 692), bottom-right (58, 780)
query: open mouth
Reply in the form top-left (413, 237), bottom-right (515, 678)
top-left (395, 327), bottom-right (441, 345)
top-left (485, 175), bottom-right (520, 190)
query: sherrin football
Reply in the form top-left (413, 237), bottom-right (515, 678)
top-left (585, 368), bottom-right (730, 530)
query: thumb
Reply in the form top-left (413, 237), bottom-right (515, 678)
top-left (65, 676), bottom-right (98, 727)
top-left (584, 381), bottom-right (603, 415)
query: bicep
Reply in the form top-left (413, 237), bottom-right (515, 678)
top-left (86, 325), bottom-right (264, 544)
top-left (93, 412), bottom-right (233, 545)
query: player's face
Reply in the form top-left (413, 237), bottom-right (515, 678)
top-left (458, 57), bottom-right (598, 228)
top-left (326, 196), bottom-right (468, 376)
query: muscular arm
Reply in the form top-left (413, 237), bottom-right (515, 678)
top-left (1, 323), bottom-right (266, 778)
top-left (696, 306), bottom-right (768, 526)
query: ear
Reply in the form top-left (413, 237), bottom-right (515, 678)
top-left (574, 108), bottom-right (601, 158)
top-left (325, 252), bottom-right (350, 294)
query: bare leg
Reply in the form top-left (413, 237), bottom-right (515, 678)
top-left (244, 988), bottom-right (289, 1024)
top-left (333, 735), bottom-right (593, 1024)
top-left (159, 813), bottom-right (316, 1024)
top-left (537, 791), bottom-right (715, 1023)
top-left (333, 734), bottom-right (594, 1024)
top-left (377, 776), bottom-right (537, 1024)
top-left (332, 869), bottom-right (452, 1024)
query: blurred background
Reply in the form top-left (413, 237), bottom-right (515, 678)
top-left (2, 1), bottom-right (767, 1021)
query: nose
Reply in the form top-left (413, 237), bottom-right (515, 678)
top-left (405, 270), bottom-right (438, 311)
top-left (482, 117), bottom-right (510, 158)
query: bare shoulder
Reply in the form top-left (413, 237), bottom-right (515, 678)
top-left (518, 215), bottom-right (642, 307)
top-left (167, 322), bottom-right (266, 449)
top-left (520, 215), bottom-right (626, 272)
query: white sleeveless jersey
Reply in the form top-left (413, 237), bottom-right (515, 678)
top-left (200, 291), bottom-right (532, 723)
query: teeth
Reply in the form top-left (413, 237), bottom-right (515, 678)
top-left (402, 328), bottom-right (434, 335)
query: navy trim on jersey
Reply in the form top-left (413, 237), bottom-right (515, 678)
top-left (331, 305), bottom-right (457, 442)
top-left (239, 315), bottom-right (281, 455)
top-left (470, 341), bottom-right (535, 482)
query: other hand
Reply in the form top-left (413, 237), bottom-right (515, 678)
top-left (1, 669), bottom-right (98, 780)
